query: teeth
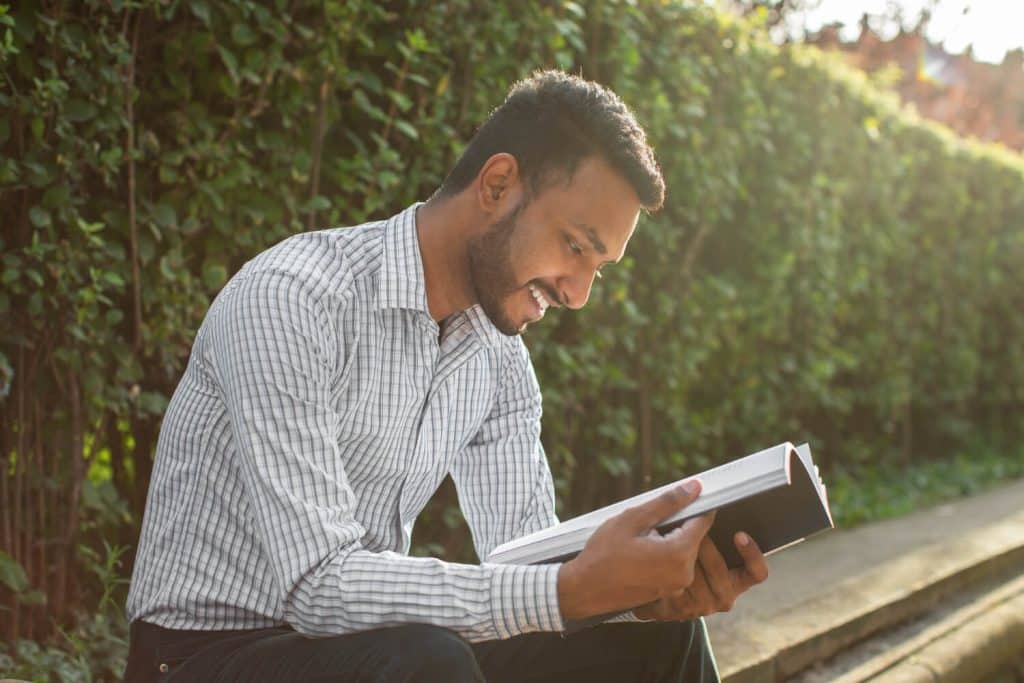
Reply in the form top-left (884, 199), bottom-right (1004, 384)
top-left (529, 284), bottom-right (549, 313)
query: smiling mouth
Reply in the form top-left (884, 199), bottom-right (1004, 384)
top-left (528, 282), bottom-right (552, 318)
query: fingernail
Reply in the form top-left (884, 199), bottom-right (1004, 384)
top-left (737, 532), bottom-right (749, 547)
top-left (683, 480), bottom-right (700, 495)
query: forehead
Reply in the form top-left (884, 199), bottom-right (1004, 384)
top-left (530, 156), bottom-right (642, 257)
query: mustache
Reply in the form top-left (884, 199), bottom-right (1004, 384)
top-left (530, 280), bottom-right (564, 307)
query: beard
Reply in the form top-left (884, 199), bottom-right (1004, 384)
top-left (467, 201), bottom-right (530, 336)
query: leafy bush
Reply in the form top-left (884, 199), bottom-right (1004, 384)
top-left (0, 543), bottom-right (128, 682)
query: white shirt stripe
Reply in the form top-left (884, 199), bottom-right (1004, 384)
top-left (126, 203), bottom-right (565, 641)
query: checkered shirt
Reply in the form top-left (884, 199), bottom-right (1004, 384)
top-left (126, 203), bottom-right (565, 642)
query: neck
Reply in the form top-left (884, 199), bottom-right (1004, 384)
top-left (415, 193), bottom-right (480, 322)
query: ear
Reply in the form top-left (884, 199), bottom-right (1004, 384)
top-left (475, 153), bottom-right (522, 214)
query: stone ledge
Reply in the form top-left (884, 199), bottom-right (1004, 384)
top-left (709, 479), bottom-right (1024, 682)
top-left (797, 572), bottom-right (1024, 682)
top-left (866, 579), bottom-right (1024, 682)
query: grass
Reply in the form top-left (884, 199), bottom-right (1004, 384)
top-left (826, 441), bottom-right (1024, 528)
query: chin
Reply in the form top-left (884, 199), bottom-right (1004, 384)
top-left (480, 300), bottom-right (528, 337)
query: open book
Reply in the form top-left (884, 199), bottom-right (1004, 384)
top-left (487, 442), bottom-right (834, 569)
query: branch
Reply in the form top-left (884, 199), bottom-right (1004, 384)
top-left (306, 72), bottom-right (331, 231)
top-left (125, 10), bottom-right (143, 351)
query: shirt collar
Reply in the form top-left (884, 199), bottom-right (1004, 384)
top-left (378, 202), bottom-right (510, 349)
top-left (465, 305), bottom-right (507, 349)
top-left (378, 202), bottom-right (431, 314)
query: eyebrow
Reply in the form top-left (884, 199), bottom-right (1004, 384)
top-left (570, 221), bottom-right (608, 256)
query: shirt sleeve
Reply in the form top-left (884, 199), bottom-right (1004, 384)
top-left (450, 338), bottom-right (565, 619)
top-left (208, 267), bottom-right (561, 642)
top-left (451, 339), bottom-right (645, 632)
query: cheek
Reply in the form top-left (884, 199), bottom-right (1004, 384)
top-left (505, 239), bottom-right (534, 284)
top-left (509, 234), bottom-right (566, 282)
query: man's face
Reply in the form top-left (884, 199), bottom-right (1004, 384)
top-left (468, 156), bottom-right (643, 335)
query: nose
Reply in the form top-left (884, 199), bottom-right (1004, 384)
top-left (558, 269), bottom-right (598, 310)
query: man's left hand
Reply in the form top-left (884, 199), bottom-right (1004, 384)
top-left (631, 531), bottom-right (769, 622)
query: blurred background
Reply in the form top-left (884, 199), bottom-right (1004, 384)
top-left (1, 1), bottom-right (1022, 680)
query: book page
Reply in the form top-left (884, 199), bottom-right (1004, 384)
top-left (489, 443), bottom-right (793, 560)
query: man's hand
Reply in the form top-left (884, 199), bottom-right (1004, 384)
top-left (631, 532), bottom-right (769, 622)
top-left (558, 480), bottom-right (716, 621)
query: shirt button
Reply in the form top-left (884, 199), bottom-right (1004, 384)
top-left (159, 663), bottom-right (169, 673)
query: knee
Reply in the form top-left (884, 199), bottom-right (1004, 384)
top-left (624, 619), bottom-right (713, 672)
top-left (658, 618), bottom-right (710, 654)
top-left (391, 624), bottom-right (483, 683)
top-left (626, 619), bottom-right (699, 647)
top-left (655, 618), bottom-right (716, 680)
top-left (667, 618), bottom-right (702, 645)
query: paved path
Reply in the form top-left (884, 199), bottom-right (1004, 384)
top-left (706, 477), bottom-right (1024, 678)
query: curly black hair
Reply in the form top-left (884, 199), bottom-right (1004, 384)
top-left (438, 70), bottom-right (664, 211)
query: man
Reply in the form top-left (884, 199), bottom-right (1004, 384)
top-left (125, 70), bottom-right (768, 682)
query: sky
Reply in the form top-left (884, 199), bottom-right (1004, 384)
top-left (775, 0), bottom-right (1024, 64)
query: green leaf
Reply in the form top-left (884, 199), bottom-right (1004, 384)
top-left (190, 0), bottom-right (212, 26)
top-left (202, 263), bottom-right (227, 290)
top-left (159, 254), bottom-right (176, 280)
top-left (0, 551), bottom-right (28, 592)
top-left (24, 160), bottom-right (53, 186)
top-left (17, 589), bottom-right (47, 606)
top-left (64, 98), bottom-right (97, 122)
top-left (152, 203), bottom-right (177, 229)
top-left (29, 206), bottom-right (51, 227)
top-left (137, 390), bottom-right (169, 415)
top-left (565, 2), bottom-right (586, 19)
top-left (352, 89), bottom-right (385, 122)
top-left (180, 216), bottom-right (201, 234)
top-left (77, 218), bottom-right (105, 234)
top-left (159, 164), bottom-right (179, 184)
top-left (405, 28), bottom-right (430, 52)
top-left (0, 158), bottom-right (16, 184)
top-left (138, 233), bottom-right (155, 264)
top-left (393, 120), bottom-right (418, 140)
top-left (100, 147), bottom-right (123, 167)
top-left (231, 23), bottom-right (256, 46)
top-left (387, 89), bottom-right (412, 112)
top-left (217, 46), bottom-right (239, 83)
top-left (306, 195), bottom-right (330, 211)
top-left (42, 184), bottom-right (70, 209)
top-left (103, 271), bottom-right (125, 287)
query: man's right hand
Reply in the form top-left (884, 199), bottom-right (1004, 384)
top-left (557, 480), bottom-right (714, 621)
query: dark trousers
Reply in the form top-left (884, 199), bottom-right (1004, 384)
top-left (123, 618), bottom-right (720, 682)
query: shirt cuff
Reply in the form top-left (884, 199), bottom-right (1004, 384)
top-left (609, 610), bottom-right (651, 623)
top-left (487, 562), bottom-right (564, 639)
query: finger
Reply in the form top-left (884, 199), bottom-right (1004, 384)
top-left (684, 564), bottom-right (715, 615)
top-left (651, 597), bottom-right (679, 622)
top-left (655, 511), bottom-right (715, 588)
top-left (631, 598), bottom-right (661, 622)
top-left (621, 480), bottom-right (702, 532)
top-left (661, 509), bottom-right (715, 548)
top-left (696, 537), bottom-right (735, 611)
top-left (734, 531), bottom-right (770, 587)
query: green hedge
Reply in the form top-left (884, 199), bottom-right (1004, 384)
top-left (1, 0), bottom-right (1022, 657)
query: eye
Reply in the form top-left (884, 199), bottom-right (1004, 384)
top-left (567, 237), bottom-right (584, 255)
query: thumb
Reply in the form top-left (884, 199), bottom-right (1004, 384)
top-left (621, 479), bottom-right (702, 532)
